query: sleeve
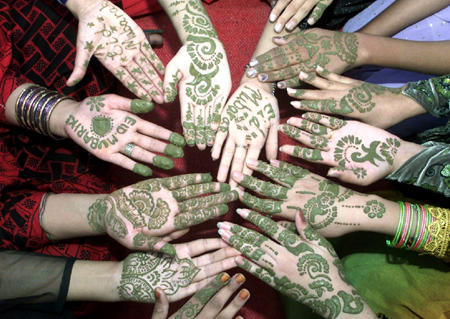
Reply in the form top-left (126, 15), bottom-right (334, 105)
top-left (402, 74), bottom-right (450, 119)
top-left (0, 250), bottom-right (75, 313)
top-left (386, 141), bottom-right (450, 197)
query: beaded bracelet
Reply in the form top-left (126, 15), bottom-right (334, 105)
top-left (15, 85), bottom-right (72, 139)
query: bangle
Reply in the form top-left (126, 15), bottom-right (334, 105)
top-left (422, 205), bottom-right (449, 260)
top-left (407, 204), bottom-right (421, 250)
top-left (411, 204), bottom-right (426, 251)
top-left (386, 201), bottom-right (404, 247)
top-left (56, 0), bottom-right (67, 5)
top-left (417, 206), bottom-right (432, 252)
top-left (396, 202), bottom-right (411, 248)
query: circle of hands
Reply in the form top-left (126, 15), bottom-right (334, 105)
top-left (62, 2), bottom-right (414, 317)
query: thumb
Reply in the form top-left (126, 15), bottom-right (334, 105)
top-left (327, 167), bottom-right (370, 186)
top-left (152, 288), bottom-right (169, 319)
top-left (67, 39), bottom-right (93, 86)
top-left (295, 209), bottom-right (308, 235)
top-left (163, 60), bottom-right (182, 103)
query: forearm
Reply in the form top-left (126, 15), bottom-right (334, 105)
top-left (41, 193), bottom-right (107, 240)
top-left (158, 0), bottom-right (218, 43)
top-left (359, 34), bottom-right (450, 74)
top-left (67, 259), bottom-right (120, 301)
top-left (359, 0), bottom-right (450, 37)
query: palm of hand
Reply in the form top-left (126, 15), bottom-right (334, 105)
top-left (74, 1), bottom-right (164, 101)
top-left (118, 252), bottom-right (200, 303)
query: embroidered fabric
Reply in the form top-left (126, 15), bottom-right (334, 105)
top-left (423, 206), bottom-right (450, 261)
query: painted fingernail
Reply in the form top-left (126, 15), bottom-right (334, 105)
top-left (236, 208), bottom-right (249, 218)
top-left (155, 289), bottom-right (161, 300)
top-left (290, 101), bottom-right (301, 108)
top-left (169, 133), bottom-right (186, 147)
top-left (316, 65), bottom-right (324, 72)
top-left (327, 169), bottom-right (339, 178)
top-left (131, 99), bottom-right (154, 113)
top-left (218, 221), bottom-right (231, 231)
top-left (269, 13), bottom-right (277, 22)
top-left (270, 159), bottom-right (280, 167)
top-left (258, 73), bottom-right (268, 82)
top-left (274, 23), bottom-right (283, 33)
top-left (153, 156), bottom-right (174, 170)
top-left (164, 144), bottom-right (184, 158)
top-left (286, 21), bottom-right (295, 30)
top-left (307, 17), bottom-right (315, 25)
top-left (220, 273), bottom-right (231, 282)
top-left (236, 273), bottom-right (246, 283)
top-left (299, 71), bottom-right (308, 79)
top-left (217, 222), bottom-right (223, 228)
top-left (279, 146), bottom-right (284, 152)
top-left (247, 68), bottom-right (257, 78)
top-left (286, 88), bottom-right (296, 95)
top-left (220, 183), bottom-right (231, 192)
top-left (201, 173), bottom-right (213, 183)
top-left (232, 171), bottom-right (244, 181)
top-left (249, 59), bottom-right (259, 67)
top-left (246, 159), bottom-right (258, 167)
top-left (218, 229), bottom-right (230, 241)
top-left (239, 289), bottom-right (250, 300)
top-left (277, 81), bottom-right (287, 89)
top-left (133, 163), bottom-right (152, 176)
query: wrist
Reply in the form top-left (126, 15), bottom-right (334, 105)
top-left (66, 0), bottom-right (101, 18)
top-left (392, 140), bottom-right (425, 173)
top-left (359, 196), bottom-right (400, 236)
top-left (240, 76), bottom-right (274, 95)
top-left (354, 32), bottom-right (371, 67)
top-left (51, 98), bottom-right (79, 138)
top-left (68, 259), bottom-right (121, 301)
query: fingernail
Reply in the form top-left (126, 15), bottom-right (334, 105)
top-left (153, 156), bottom-right (174, 170)
top-left (269, 13), bottom-right (277, 22)
top-left (131, 99), bottom-right (154, 113)
top-left (239, 289), bottom-right (250, 300)
top-left (247, 68), bottom-right (257, 78)
top-left (316, 65), bottom-right (324, 72)
top-left (246, 159), bottom-right (258, 167)
top-left (236, 273), bottom-right (246, 283)
top-left (249, 59), bottom-right (258, 67)
top-left (287, 88), bottom-right (296, 95)
top-left (270, 159), bottom-right (280, 167)
top-left (232, 171), bottom-right (244, 181)
top-left (133, 163), bottom-right (152, 177)
top-left (160, 243), bottom-right (176, 256)
top-left (258, 73), bottom-right (268, 82)
top-left (155, 289), bottom-right (160, 300)
top-left (218, 221), bottom-right (231, 231)
top-left (327, 169), bottom-right (339, 178)
top-left (217, 222), bottom-right (223, 228)
top-left (299, 71), bottom-right (308, 79)
top-left (169, 133), bottom-right (186, 147)
top-left (164, 144), bottom-right (184, 158)
top-left (236, 316), bottom-right (244, 319)
top-left (290, 101), bottom-right (301, 108)
top-left (201, 173), bottom-right (213, 183)
top-left (220, 273), bottom-right (231, 283)
top-left (301, 113), bottom-right (307, 118)
top-left (307, 17), bottom-right (315, 25)
top-left (279, 146), bottom-right (284, 152)
top-left (218, 229), bottom-right (230, 241)
top-left (274, 23), bottom-right (283, 33)
top-left (277, 124), bottom-right (283, 131)
top-left (220, 183), bottom-right (231, 192)
top-left (236, 208), bottom-right (249, 218)
top-left (277, 81), bottom-right (287, 89)
top-left (286, 21), bottom-right (295, 30)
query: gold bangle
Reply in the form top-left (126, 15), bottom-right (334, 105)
top-left (46, 96), bottom-right (72, 139)
top-left (422, 205), bottom-right (450, 261)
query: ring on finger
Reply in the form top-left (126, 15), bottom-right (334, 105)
top-left (123, 143), bottom-right (136, 156)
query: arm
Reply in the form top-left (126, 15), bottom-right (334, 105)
top-left (359, 0), bottom-right (450, 37)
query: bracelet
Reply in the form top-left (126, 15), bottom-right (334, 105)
top-left (386, 201), bottom-right (404, 247)
top-left (39, 192), bottom-right (54, 240)
top-left (56, 0), bottom-right (67, 5)
top-left (411, 204), bottom-right (427, 251)
top-left (396, 202), bottom-right (411, 248)
top-left (15, 85), bottom-right (72, 139)
top-left (407, 204), bottom-right (422, 250)
top-left (422, 205), bottom-right (449, 261)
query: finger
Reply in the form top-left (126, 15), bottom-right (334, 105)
top-left (275, 1), bottom-right (301, 32)
top-left (215, 288), bottom-right (250, 319)
top-left (241, 192), bottom-right (282, 214)
top-left (174, 204), bottom-right (229, 229)
top-left (122, 144), bottom-right (174, 170)
top-left (172, 182), bottom-right (231, 201)
top-left (229, 144), bottom-right (248, 187)
top-left (245, 159), bottom-right (298, 187)
top-left (178, 191), bottom-right (238, 213)
top-left (231, 172), bottom-right (288, 200)
top-left (211, 95), bottom-right (227, 130)
top-left (236, 256), bottom-right (276, 286)
top-left (247, 46), bottom-right (292, 75)
top-left (277, 76), bottom-right (301, 89)
top-left (258, 65), bottom-right (302, 83)
top-left (152, 288), bottom-right (169, 319)
top-left (101, 94), bottom-right (154, 114)
top-left (285, 1), bottom-right (317, 31)
top-left (269, 159), bottom-right (311, 178)
top-left (236, 209), bottom-right (310, 256)
top-left (298, 70), bottom-right (350, 90)
top-left (269, 0), bottom-right (290, 23)
top-left (218, 229), bottom-right (276, 269)
top-left (131, 233), bottom-right (176, 256)
top-left (160, 173), bottom-right (213, 190)
top-left (136, 50), bottom-right (165, 96)
top-left (327, 166), bottom-right (371, 186)
top-left (279, 145), bottom-right (329, 164)
top-left (108, 153), bottom-right (152, 177)
top-left (242, 143), bottom-right (261, 177)
top-left (205, 109), bottom-right (216, 147)
top-left (176, 238), bottom-right (228, 259)
top-left (290, 99), bottom-right (345, 115)
top-left (127, 60), bottom-right (163, 103)
top-left (172, 275), bottom-right (216, 302)
top-left (133, 134), bottom-right (177, 157)
top-left (211, 116), bottom-right (230, 160)
top-left (279, 125), bottom-right (330, 151)
top-left (195, 257), bottom-right (237, 282)
top-left (294, 209), bottom-right (329, 248)
top-left (216, 137), bottom-right (236, 182)
top-left (286, 117), bottom-right (331, 136)
top-left (172, 273), bottom-right (231, 319)
top-left (195, 105), bottom-right (207, 150)
top-left (198, 274), bottom-right (247, 318)
top-left (163, 67), bottom-right (182, 103)
top-left (193, 246), bottom-right (241, 267)
top-left (301, 112), bottom-right (348, 129)
top-left (307, 0), bottom-right (332, 25)
top-left (316, 66), bottom-right (359, 84)
top-left (67, 38), bottom-right (93, 86)
top-left (181, 102), bottom-right (196, 147)
top-left (277, 220), bottom-right (297, 233)
top-left (120, 66), bottom-right (155, 100)
top-left (265, 122), bottom-right (278, 160)
top-left (161, 228), bottom-right (189, 242)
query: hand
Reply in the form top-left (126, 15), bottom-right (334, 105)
top-left (232, 159), bottom-right (399, 237)
top-left (211, 82), bottom-right (280, 187)
top-left (245, 28), bottom-right (362, 88)
top-left (153, 273), bottom-right (249, 319)
top-left (115, 238), bottom-right (239, 303)
top-left (279, 112), bottom-right (424, 185)
top-left (65, 94), bottom-right (186, 176)
top-left (164, 37), bottom-right (232, 150)
top-left (87, 173), bottom-right (238, 253)
top-left (269, 0), bottom-right (334, 32)
top-left (218, 209), bottom-right (376, 318)
top-left (66, 0), bottom-right (165, 102)
top-left (287, 69), bottom-right (426, 128)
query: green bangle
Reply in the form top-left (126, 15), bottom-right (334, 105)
top-left (408, 204), bottom-right (422, 250)
top-left (417, 205), bottom-right (432, 252)
top-left (401, 202), bottom-right (416, 249)
top-left (387, 201), bottom-right (404, 247)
